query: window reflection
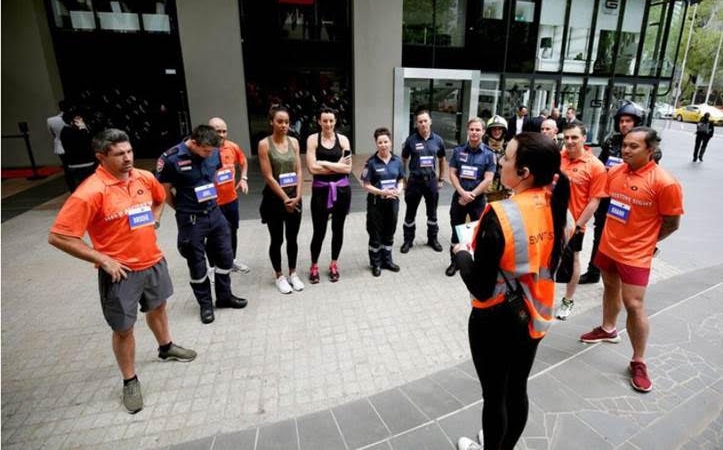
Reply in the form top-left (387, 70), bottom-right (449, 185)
top-left (403, 0), bottom-right (467, 47)
top-left (536, 0), bottom-right (565, 72)
top-left (662, 1), bottom-right (684, 77)
top-left (49, 0), bottom-right (171, 33)
top-left (563, 0), bottom-right (593, 73)
top-left (278, 0), bottom-right (348, 41)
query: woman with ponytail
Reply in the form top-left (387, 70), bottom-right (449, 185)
top-left (454, 132), bottom-right (570, 450)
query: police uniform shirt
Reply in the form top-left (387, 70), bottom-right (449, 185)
top-left (156, 142), bottom-right (222, 213)
top-left (401, 131), bottom-right (446, 180)
top-left (598, 133), bottom-right (624, 169)
top-left (449, 143), bottom-right (496, 192)
top-left (361, 152), bottom-right (405, 191)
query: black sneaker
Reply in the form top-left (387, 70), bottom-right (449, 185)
top-left (445, 262), bottom-right (458, 277)
top-left (200, 307), bottom-right (215, 324)
top-left (158, 343), bottom-right (197, 362)
top-left (216, 295), bottom-right (248, 309)
top-left (400, 241), bottom-right (413, 254)
top-left (578, 271), bottom-right (600, 284)
top-left (427, 239), bottom-right (443, 252)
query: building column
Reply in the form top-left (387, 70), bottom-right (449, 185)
top-left (352, 0), bottom-right (403, 154)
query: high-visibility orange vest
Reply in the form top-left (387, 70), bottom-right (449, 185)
top-left (471, 187), bottom-right (556, 339)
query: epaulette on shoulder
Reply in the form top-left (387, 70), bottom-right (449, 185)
top-left (161, 146), bottom-right (180, 158)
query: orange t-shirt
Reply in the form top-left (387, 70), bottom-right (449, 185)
top-left (50, 166), bottom-right (165, 271)
top-left (599, 161), bottom-right (684, 268)
top-left (215, 139), bottom-right (247, 205)
top-left (560, 148), bottom-right (607, 229)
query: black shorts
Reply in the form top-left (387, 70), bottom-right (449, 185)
top-left (98, 258), bottom-right (173, 331)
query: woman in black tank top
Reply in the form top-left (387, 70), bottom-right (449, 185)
top-left (305, 107), bottom-right (353, 284)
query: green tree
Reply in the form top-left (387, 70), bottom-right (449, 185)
top-left (677, 1), bottom-right (723, 105)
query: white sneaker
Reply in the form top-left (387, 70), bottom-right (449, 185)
top-left (275, 275), bottom-right (292, 294)
top-left (207, 268), bottom-right (215, 284)
top-left (457, 437), bottom-right (482, 450)
top-left (288, 273), bottom-right (305, 291)
top-left (556, 297), bottom-right (574, 320)
top-left (232, 260), bottom-right (251, 274)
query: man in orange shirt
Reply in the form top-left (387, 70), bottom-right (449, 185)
top-left (556, 122), bottom-right (607, 320)
top-left (48, 129), bottom-right (197, 414)
top-left (580, 127), bottom-right (683, 393)
top-left (208, 117), bottom-right (250, 274)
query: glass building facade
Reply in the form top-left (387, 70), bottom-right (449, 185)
top-left (2, 0), bottom-right (689, 168)
top-left (399, 0), bottom-right (687, 145)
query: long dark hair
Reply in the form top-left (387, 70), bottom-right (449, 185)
top-left (513, 132), bottom-right (571, 273)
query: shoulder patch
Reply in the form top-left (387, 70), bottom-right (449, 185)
top-left (156, 157), bottom-right (165, 173)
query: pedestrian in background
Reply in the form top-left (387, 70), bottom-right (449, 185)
top-left (258, 106), bottom-right (305, 294)
top-left (361, 127), bottom-right (404, 277)
top-left (693, 112), bottom-right (714, 162)
top-left (454, 132), bottom-right (570, 450)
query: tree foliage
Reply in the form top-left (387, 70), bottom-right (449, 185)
top-left (677, 0), bottom-right (723, 105)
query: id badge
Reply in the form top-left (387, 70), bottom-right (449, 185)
top-left (606, 156), bottom-right (623, 168)
top-left (380, 178), bottom-right (397, 190)
top-left (127, 205), bottom-right (154, 230)
top-left (607, 199), bottom-right (631, 223)
top-left (215, 169), bottom-right (233, 185)
top-left (460, 164), bottom-right (479, 180)
top-left (419, 155), bottom-right (434, 168)
top-left (278, 172), bottom-right (298, 187)
top-left (194, 183), bottom-right (218, 202)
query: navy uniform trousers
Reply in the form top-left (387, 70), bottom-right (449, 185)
top-left (176, 207), bottom-right (234, 309)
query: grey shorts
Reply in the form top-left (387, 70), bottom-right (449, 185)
top-left (98, 258), bottom-right (173, 331)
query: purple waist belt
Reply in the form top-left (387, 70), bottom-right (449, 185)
top-left (312, 176), bottom-right (350, 208)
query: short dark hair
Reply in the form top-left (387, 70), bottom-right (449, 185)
top-left (415, 108), bottom-right (430, 118)
top-left (512, 132), bottom-right (561, 187)
top-left (319, 107), bottom-right (336, 117)
top-left (191, 125), bottom-right (221, 147)
top-left (93, 128), bottom-right (130, 154)
top-left (518, 105), bottom-right (527, 112)
top-left (628, 126), bottom-right (661, 153)
top-left (373, 127), bottom-right (391, 140)
top-left (562, 121), bottom-right (587, 136)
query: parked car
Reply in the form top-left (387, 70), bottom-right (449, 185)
top-left (653, 102), bottom-right (674, 119)
top-left (674, 104), bottom-right (723, 125)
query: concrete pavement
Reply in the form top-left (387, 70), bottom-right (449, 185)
top-left (1, 123), bottom-right (721, 449)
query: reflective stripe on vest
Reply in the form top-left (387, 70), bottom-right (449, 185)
top-left (471, 188), bottom-right (556, 339)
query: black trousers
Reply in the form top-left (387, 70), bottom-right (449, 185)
top-left (403, 177), bottom-right (439, 242)
top-left (694, 135), bottom-right (711, 161)
top-left (469, 306), bottom-right (541, 450)
top-left (366, 194), bottom-right (399, 266)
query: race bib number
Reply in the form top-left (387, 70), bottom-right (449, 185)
top-left (380, 178), bottom-right (397, 190)
top-left (194, 183), bottom-right (218, 202)
top-left (419, 155), bottom-right (434, 168)
top-left (606, 156), bottom-right (623, 168)
top-left (215, 169), bottom-right (233, 185)
top-left (279, 172), bottom-right (298, 187)
top-left (127, 206), bottom-right (155, 230)
top-left (607, 199), bottom-right (631, 223)
top-left (460, 165), bottom-right (479, 180)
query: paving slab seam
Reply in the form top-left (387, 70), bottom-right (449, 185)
top-left (328, 409), bottom-right (352, 450)
top-left (529, 281), bottom-right (723, 383)
top-left (351, 280), bottom-right (723, 450)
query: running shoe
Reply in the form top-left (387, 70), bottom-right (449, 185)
top-left (288, 273), bottom-right (305, 291)
top-left (629, 361), bottom-right (653, 392)
top-left (275, 275), bottom-right (292, 294)
top-left (329, 262), bottom-right (340, 282)
top-left (556, 297), bottom-right (574, 320)
top-left (580, 326), bottom-right (621, 343)
top-left (309, 265), bottom-right (320, 284)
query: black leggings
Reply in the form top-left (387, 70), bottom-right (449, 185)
top-left (310, 186), bottom-right (351, 264)
top-left (266, 212), bottom-right (301, 273)
top-left (468, 307), bottom-right (541, 450)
